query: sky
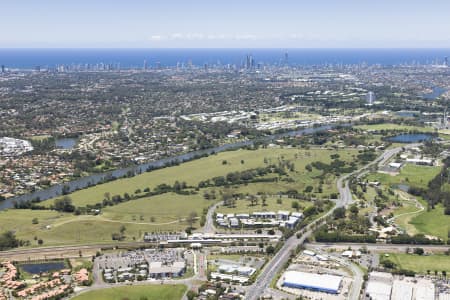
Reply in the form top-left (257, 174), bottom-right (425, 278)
top-left (1, 0), bottom-right (450, 48)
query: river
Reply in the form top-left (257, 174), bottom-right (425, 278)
top-left (0, 124), bottom-right (338, 210)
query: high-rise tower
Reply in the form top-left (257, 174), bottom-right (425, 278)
top-left (366, 91), bottom-right (375, 105)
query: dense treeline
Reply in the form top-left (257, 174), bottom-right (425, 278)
top-left (390, 233), bottom-right (445, 245)
top-left (315, 228), bottom-right (377, 243)
top-left (0, 231), bottom-right (22, 250)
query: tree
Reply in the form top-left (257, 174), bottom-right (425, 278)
top-left (303, 206), bottom-right (317, 217)
top-left (291, 201), bottom-right (300, 211)
top-left (333, 207), bottom-right (346, 219)
top-left (349, 205), bottom-right (359, 216)
top-left (0, 231), bottom-right (20, 250)
top-left (186, 291), bottom-right (197, 300)
top-left (413, 248), bottom-right (424, 255)
top-left (261, 194), bottom-right (267, 206)
top-left (104, 192), bottom-right (111, 201)
top-left (32, 218), bottom-right (39, 224)
top-left (187, 211), bottom-right (198, 229)
top-left (54, 196), bottom-right (75, 212)
top-left (381, 259), bottom-right (395, 269)
top-left (266, 245), bottom-right (275, 254)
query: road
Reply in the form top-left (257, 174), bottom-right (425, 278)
top-left (307, 242), bottom-right (450, 252)
top-left (0, 242), bottom-right (153, 260)
top-left (203, 201), bottom-right (222, 234)
top-left (245, 144), bottom-right (411, 300)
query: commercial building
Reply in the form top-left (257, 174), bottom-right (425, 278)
top-left (366, 272), bottom-right (393, 300)
top-left (148, 261), bottom-right (185, 278)
top-left (281, 270), bottom-right (342, 294)
top-left (217, 264), bottom-right (256, 277)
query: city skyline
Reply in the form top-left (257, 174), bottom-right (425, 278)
top-left (1, 0), bottom-right (450, 48)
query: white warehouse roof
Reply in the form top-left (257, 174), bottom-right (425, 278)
top-left (366, 281), bottom-right (391, 300)
top-left (282, 271), bottom-right (342, 294)
top-left (392, 280), bottom-right (413, 300)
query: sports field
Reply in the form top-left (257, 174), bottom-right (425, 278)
top-left (366, 164), bottom-right (441, 189)
top-left (355, 123), bottom-right (434, 132)
top-left (72, 285), bottom-right (187, 300)
top-left (382, 253), bottom-right (450, 273)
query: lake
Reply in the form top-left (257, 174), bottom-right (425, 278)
top-left (55, 138), bottom-right (77, 149)
top-left (388, 134), bottom-right (433, 143)
top-left (423, 87), bottom-right (447, 100)
top-left (395, 111), bottom-right (419, 118)
top-left (20, 261), bottom-right (65, 274)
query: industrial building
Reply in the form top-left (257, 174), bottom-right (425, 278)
top-left (366, 271), bottom-right (393, 300)
top-left (366, 272), bottom-right (435, 300)
top-left (281, 270), bottom-right (342, 294)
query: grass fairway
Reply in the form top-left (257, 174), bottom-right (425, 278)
top-left (44, 148), bottom-right (359, 207)
top-left (366, 164), bottom-right (440, 189)
top-left (216, 197), bottom-right (312, 215)
top-left (392, 202), bottom-right (422, 234)
top-left (409, 201), bottom-right (449, 241)
top-left (72, 285), bottom-right (187, 300)
top-left (103, 193), bottom-right (210, 225)
top-left (0, 201), bottom-right (206, 246)
top-left (382, 253), bottom-right (450, 274)
top-left (355, 123), bottom-right (434, 132)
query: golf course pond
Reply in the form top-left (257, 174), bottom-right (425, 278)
top-left (388, 133), bottom-right (433, 143)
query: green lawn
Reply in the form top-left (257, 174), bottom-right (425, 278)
top-left (392, 201), bottom-right (424, 235)
top-left (103, 192), bottom-right (211, 226)
top-left (382, 253), bottom-right (450, 273)
top-left (43, 148), bottom-right (359, 207)
top-left (409, 201), bottom-right (449, 241)
top-left (72, 285), bottom-right (187, 300)
top-left (216, 197), bottom-right (311, 215)
top-left (366, 164), bottom-right (440, 189)
top-left (0, 205), bottom-right (204, 246)
top-left (355, 123), bottom-right (434, 132)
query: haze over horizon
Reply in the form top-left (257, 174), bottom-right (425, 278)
top-left (1, 0), bottom-right (450, 48)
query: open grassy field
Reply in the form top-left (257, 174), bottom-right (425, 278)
top-left (102, 192), bottom-right (210, 225)
top-left (72, 285), bottom-right (187, 300)
top-left (355, 123), bottom-right (434, 132)
top-left (392, 201), bottom-right (424, 235)
top-left (0, 202), bottom-right (205, 246)
top-left (382, 253), bottom-right (450, 273)
top-left (366, 164), bottom-right (440, 189)
top-left (409, 201), bottom-right (449, 241)
top-left (389, 198), bottom-right (449, 241)
top-left (216, 197), bottom-right (312, 215)
top-left (43, 147), bottom-right (359, 207)
top-left (3, 148), bottom-right (361, 246)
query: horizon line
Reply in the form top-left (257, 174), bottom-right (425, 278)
top-left (1, 47), bottom-right (450, 50)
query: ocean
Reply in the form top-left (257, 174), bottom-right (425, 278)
top-left (0, 48), bottom-right (449, 69)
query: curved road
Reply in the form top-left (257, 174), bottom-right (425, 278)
top-left (203, 201), bottom-right (222, 234)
